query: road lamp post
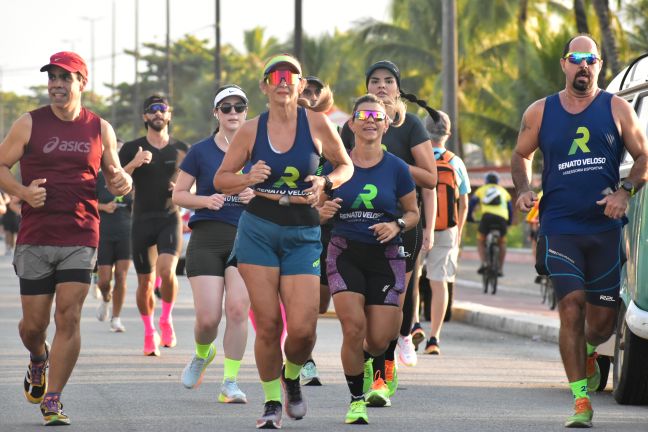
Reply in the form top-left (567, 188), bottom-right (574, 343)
top-left (214, 0), bottom-right (221, 90)
top-left (82, 16), bottom-right (102, 95)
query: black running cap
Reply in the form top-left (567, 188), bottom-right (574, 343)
top-left (365, 60), bottom-right (401, 89)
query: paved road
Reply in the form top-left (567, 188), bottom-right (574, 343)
top-left (0, 251), bottom-right (646, 431)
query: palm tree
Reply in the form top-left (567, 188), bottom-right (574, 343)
top-left (574, 0), bottom-right (590, 33)
top-left (593, 0), bottom-right (621, 83)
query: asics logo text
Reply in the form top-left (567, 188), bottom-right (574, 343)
top-left (43, 137), bottom-right (91, 154)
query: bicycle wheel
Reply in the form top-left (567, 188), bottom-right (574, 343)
top-left (491, 272), bottom-right (498, 295)
top-left (490, 245), bottom-right (500, 294)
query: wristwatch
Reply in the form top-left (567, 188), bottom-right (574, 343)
top-left (396, 218), bottom-right (406, 232)
top-left (279, 195), bottom-right (291, 207)
top-left (620, 180), bottom-right (636, 197)
top-left (322, 175), bottom-right (333, 196)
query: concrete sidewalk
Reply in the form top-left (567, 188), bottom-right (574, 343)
top-left (451, 247), bottom-right (560, 344)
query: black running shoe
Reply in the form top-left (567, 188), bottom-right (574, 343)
top-left (24, 341), bottom-right (49, 404)
top-left (281, 366), bottom-right (306, 420)
top-left (256, 400), bottom-right (282, 429)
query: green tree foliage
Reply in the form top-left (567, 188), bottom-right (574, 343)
top-left (2, 0), bottom-right (646, 156)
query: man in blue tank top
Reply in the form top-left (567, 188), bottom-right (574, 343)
top-left (511, 34), bottom-right (648, 428)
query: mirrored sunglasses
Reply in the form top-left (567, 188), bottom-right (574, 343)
top-left (563, 52), bottom-right (599, 65)
top-left (145, 103), bottom-right (169, 114)
top-left (265, 70), bottom-right (301, 86)
top-left (218, 103), bottom-right (247, 114)
top-left (353, 110), bottom-right (387, 122)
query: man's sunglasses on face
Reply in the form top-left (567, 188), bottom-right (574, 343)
top-left (145, 103), bottom-right (169, 114)
top-left (563, 52), bottom-right (599, 65)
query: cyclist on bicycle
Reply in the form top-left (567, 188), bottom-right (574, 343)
top-left (467, 172), bottom-right (513, 276)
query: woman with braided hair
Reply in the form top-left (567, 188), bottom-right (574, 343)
top-left (340, 59), bottom-right (438, 402)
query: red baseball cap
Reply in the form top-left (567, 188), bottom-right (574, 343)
top-left (40, 51), bottom-right (88, 79)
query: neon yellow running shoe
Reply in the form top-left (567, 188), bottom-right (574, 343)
top-left (345, 399), bottom-right (369, 424)
top-left (564, 397), bottom-right (593, 428)
top-left (365, 373), bottom-right (391, 407)
top-left (362, 358), bottom-right (373, 394)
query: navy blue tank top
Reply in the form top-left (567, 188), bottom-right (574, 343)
top-left (251, 107), bottom-right (320, 196)
top-left (538, 91), bottom-right (624, 235)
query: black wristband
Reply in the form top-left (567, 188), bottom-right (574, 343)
top-left (322, 175), bottom-right (333, 195)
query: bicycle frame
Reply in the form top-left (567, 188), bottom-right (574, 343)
top-left (483, 230), bottom-right (500, 294)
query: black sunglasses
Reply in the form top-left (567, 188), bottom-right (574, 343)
top-left (302, 88), bottom-right (321, 97)
top-left (218, 103), bottom-right (247, 114)
top-left (145, 103), bottom-right (168, 114)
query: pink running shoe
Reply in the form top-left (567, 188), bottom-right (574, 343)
top-left (144, 332), bottom-right (161, 356)
top-left (159, 320), bottom-right (177, 348)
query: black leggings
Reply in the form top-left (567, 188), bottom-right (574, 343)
top-left (400, 275), bottom-right (415, 336)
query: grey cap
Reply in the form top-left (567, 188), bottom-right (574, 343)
top-left (426, 110), bottom-right (451, 142)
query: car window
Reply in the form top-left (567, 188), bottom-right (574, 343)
top-left (619, 92), bottom-right (648, 177)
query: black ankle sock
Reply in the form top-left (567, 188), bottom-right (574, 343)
top-left (372, 355), bottom-right (385, 380)
top-left (385, 339), bottom-right (397, 361)
top-left (345, 372), bottom-right (365, 399)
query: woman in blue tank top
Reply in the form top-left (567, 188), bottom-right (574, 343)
top-left (340, 60), bottom-right (440, 395)
top-left (172, 84), bottom-right (252, 404)
top-left (213, 54), bottom-right (353, 428)
top-left (321, 94), bottom-right (418, 423)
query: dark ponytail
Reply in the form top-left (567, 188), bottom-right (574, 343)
top-left (399, 90), bottom-right (440, 123)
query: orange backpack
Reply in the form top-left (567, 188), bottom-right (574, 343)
top-left (435, 150), bottom-right (459, 231)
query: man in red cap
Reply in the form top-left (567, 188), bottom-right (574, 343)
top-left (0, 51), bottom-right (132, 426)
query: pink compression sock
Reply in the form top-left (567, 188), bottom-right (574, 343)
top-left (280, 302), bottom-right (287, 349)
top-left (160, 300), bottom-right (174, 323)
top-left (141, 314), bottom-right (156, 336)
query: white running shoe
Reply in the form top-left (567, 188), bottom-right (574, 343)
top-left (110, 317), bottom-right (126, 333)
top-left (300, 360), bottom-right (322, 386)
top-left (397, 335), bottom-right (418, 367)
top-left (218, 379), bottom-right (247, 403)
top-left (96, 301), bottom-right (110, 322)
top-left (181, 345), bottom-right (216, 389)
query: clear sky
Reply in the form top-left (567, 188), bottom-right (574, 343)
top-left (1, 0), bottom-right (391, 96)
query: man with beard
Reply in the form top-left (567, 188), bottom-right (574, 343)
top-left (119, 95), bottom-right (188, 356)
top-left (511, 34), bottom-right (648, 428)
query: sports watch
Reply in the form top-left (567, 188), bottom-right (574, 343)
top-left (396, 218), bottom-right (406, 232)
top-left (620, 180), bottom-right (636, 197)
top-left (322, 175), bottom-right (333, 196)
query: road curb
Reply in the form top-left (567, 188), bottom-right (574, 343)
top-left (452, 300), bottom-right (559, 344)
